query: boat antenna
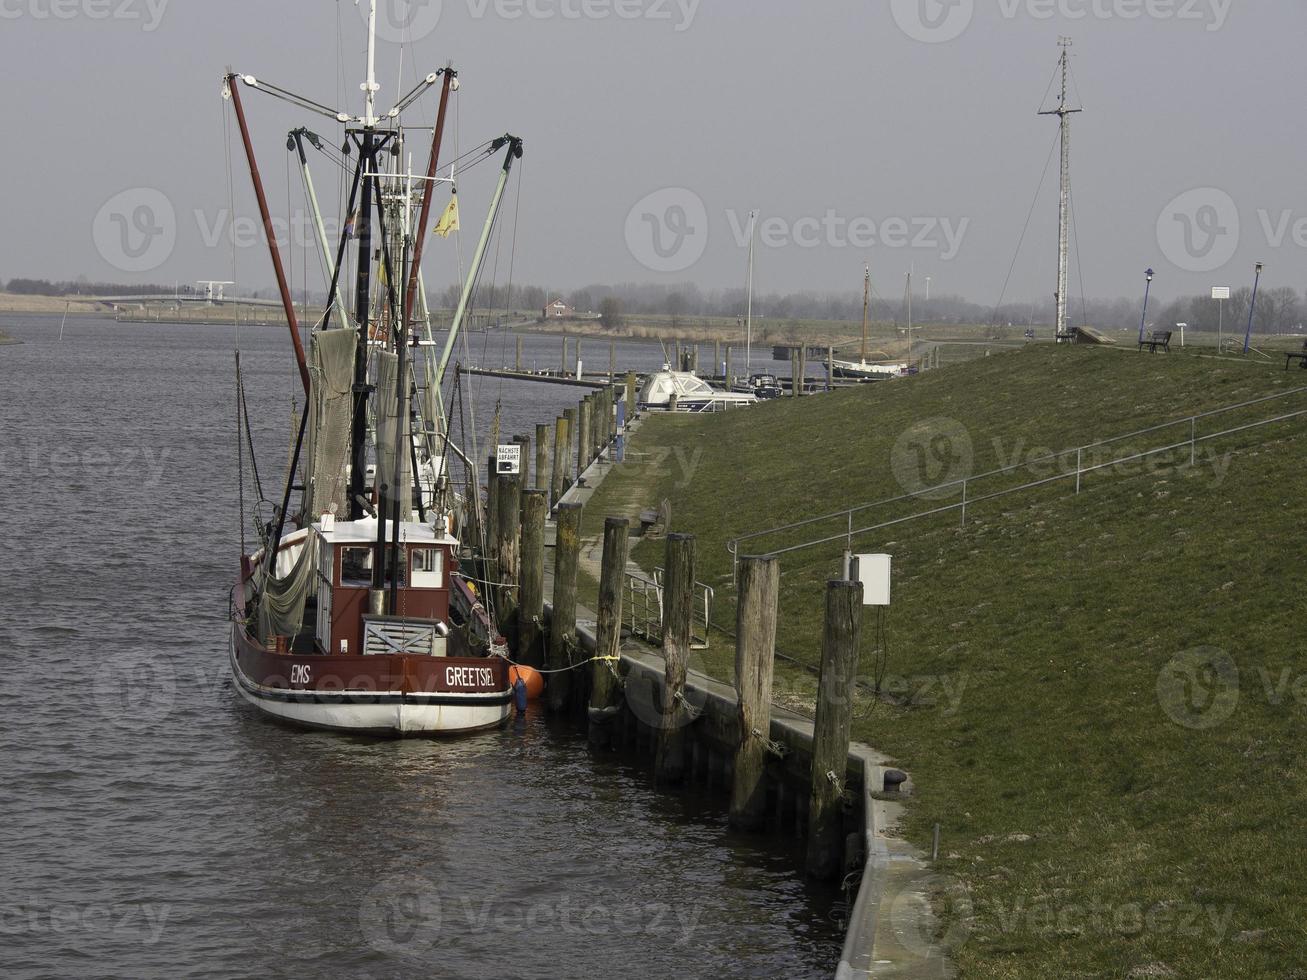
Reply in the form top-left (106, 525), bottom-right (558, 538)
top-left (1039, 37), bottom-right (1081, 343)
top-left (363, 0), bottom-right (380, 128)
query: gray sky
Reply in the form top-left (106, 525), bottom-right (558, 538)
top-left (2, 0), bottom-right (1301, 307)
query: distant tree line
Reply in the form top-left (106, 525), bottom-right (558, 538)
top-left (5, 278), bottom-right (192, 298)
top-left (432, 280), bottom-right (1307, 334)
top-left (15, 274), bottom-right (1305, 335)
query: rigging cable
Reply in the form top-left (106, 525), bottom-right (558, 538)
top-left (1070, 186), bottom-right (1089, 329)
top-left (989, 127), bottom-right (1060, 324)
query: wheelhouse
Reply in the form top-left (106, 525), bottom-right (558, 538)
top-left (312, 517), bottom-right (458, 658)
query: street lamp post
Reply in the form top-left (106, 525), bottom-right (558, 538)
top-left (1243, 262), bottom-right (1264, 355)
top-left (1138, 268), bottom-right (1155, 346)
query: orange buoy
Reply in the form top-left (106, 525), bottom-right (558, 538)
top-left (508, 665), bottom-right (545, 701)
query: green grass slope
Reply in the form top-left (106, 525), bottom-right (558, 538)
top-left (583, 346), bottom-right (1307, 978)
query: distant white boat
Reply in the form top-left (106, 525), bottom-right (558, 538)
top-left (638, 367), bottom-right (758, 412)
top-left (830, 358), bottom-right (912, 381)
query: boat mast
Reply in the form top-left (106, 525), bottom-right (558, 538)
top-left (1040, 37), bottom-right (1081, 343)
top-left (860, 264), bottom-right (870, 364)
top-left (745, 209), bottom-right (757, 375)
top-left (348, 1), bottom-right (388, 520)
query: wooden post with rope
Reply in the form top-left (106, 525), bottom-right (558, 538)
top-left (534, 423), bottom-right (549, 492)
top-left (807, 580), bottom-right (862, 880)
top-left (589, 516), bottom-right (630, 745)
top-left (518, 489), bottom-right (547, 669)
top-left (562, 407), bottom-right (577, 486)
top-left (576, 395), bottom-right (592, 479)
top-left (548, 502), bottom-right (582, 714)
top-left (486, 454), bottom-right (500, 563)
top-left (655, 533), bottom-right (695, 784)
top-left (730, 555), bottom-right (780, 830)
top-left (550, 414), bottom-right (568, 510)
top-left (494, 474), bottom-right (521, 639)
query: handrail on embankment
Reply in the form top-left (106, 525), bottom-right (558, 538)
top-left (727, 384), bottom-right (1307, 567)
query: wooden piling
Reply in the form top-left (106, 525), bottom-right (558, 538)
top-left (655, 533), bottom-right (696, 784)
top-left (714, 339), bottom-right (721, 379)
top-left (560, 335), bottom-right (568, 375)
top-left (806, 580), bottom-right (863, 880)
top-left (535, 423), bottom-right (549, 492)
top-left (725, 345), bottom-right (732, 384)
top-left (797, 346), bottom-right (805, 395)
top-left (517, 489), bottom-right (546, 668)
top-left (576, 395), bottom-right (591, 478)
top-left (512, 433), bottom-right (530, 505)
top-left (554, 415), bottom-right (569, 509)
top-left (561, 407), bottom-right (576, 485)
top-left (548, 502), bottom-right (582, 713)
top-left (575, 339), bottom-right (583, 377)
top-left (589, 516), bottom-right (630, 745)
top-left (625, 371), bottom-right (637, 419)
top-left (515, 334), bottom-right (523, 372)
top-left (494, 474), bottom-right (522, 637)
top-left (598, 388), bottom-right (610, 454)
top-left (486, 454), bottom-right (500, 556)
top-left (608, 339), bottom-right (615, 381)
top-left (730, 556), bottom-right (781, 830)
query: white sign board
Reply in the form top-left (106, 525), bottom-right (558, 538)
top-left (853, 554), bottom-right (891, 607)
top-left (496, 445), bottom-right (521, 475)
top-left (1212, 287), bottom-right (1231, 300)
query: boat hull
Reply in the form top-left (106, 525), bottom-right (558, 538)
top-left (229, 624), bottom-right (513, 736)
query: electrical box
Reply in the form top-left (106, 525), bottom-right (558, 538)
top-left (853, 554), bottom-right (891, 606)
top-left (496, 445), bottom-right (521, 476)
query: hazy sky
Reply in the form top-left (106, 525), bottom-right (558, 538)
top-left (2, 0), bottom-right (1303, 308)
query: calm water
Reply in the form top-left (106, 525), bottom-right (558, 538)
top-left (0, 316), bottom-right (837, 979)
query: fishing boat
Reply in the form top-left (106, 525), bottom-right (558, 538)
top-left (831, 265), bottom-right (912, 381)
top-left (224, 6), bottom-right (523, 735)
top-left (638, 366), bottom-right (758, 412)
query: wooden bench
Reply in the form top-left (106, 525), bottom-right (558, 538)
top-left (1138, 330), bottom-right (1172, 354)
top-left (1285, 340), bottom-right (1307, 370)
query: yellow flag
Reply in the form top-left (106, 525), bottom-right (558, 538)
top-left (434, 193), bottom-right (459, 238)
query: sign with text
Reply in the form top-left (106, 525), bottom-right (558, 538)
top-left (496, 445), bottom-right (521, 475)
top-left (1212, 287), bottom-right (1231, 300)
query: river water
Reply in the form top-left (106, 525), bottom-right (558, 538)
top-left (0, 316), bottom-right (837, 979)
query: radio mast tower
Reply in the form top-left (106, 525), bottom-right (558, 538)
top-left (1039, 38), bottom-right (1081, 343)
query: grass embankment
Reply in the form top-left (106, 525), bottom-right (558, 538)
top-left (579, 346), bottom-right (1307, 978)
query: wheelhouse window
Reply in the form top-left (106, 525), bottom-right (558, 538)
top-left (411, 547), bottom-right (444, 588)
top-left (340, 546), bottom-right (373, 587)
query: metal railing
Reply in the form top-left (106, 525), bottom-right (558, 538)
top-left (729, 385), bottom-right (1307, 565)
top-left (621, 568), bottom-right (715, 649)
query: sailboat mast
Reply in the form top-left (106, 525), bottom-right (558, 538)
top-left (1040, 37), bottom-right (1080, 343)
top-left (907, 266), bottom-right (913, 364)
top-left (861, 264), bottom-right (870, 364)
top-left (745, 210), bottom-right (757, 375)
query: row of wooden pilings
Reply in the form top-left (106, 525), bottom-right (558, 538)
top-left (479, 384), bottom-right (863, 881)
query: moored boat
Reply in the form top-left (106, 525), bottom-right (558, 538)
top-left (638, 366), bottom-right (758, 412)
top-left (222, 5), bottom-right (523, 735)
